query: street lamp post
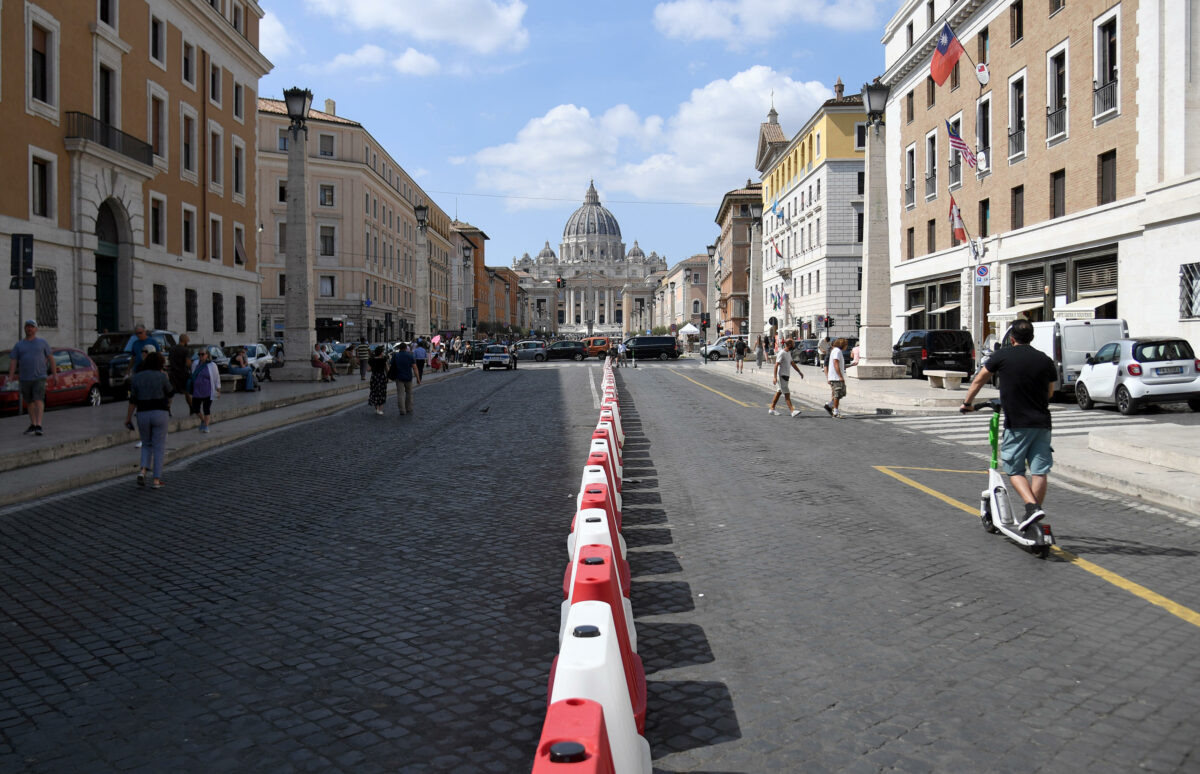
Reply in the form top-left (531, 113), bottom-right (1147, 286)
top-left (414, 203), bottom-right (431, 341)
top-left (460, 240), bottom-right (474, 339)
top-left (851, 78), bottom-right (906, 379)
top-left (273, 86), bottom-right (318, 381)
top-left (748, 200), bottom-right (764, 348)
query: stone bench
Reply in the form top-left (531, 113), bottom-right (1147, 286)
top-left (925, 369), bottom-right (968, 390)
top-left (219, 373), bottom-right (249, 391)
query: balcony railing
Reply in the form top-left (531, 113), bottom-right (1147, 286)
top-left (905, 183), bottom-right (915, 207)
top-left (1046, 105), bottom-right (1066, 139)
top-left (1008, 126), bottom-right (1026, 158)
top-left (1094, 77), bottom-right (1118, 117)
top-left (66, 111), bottom-right (153, 166)
top-left (948, 160), bottom-right (962, 187)
top-left (925, 172), bottom-right (937, 198)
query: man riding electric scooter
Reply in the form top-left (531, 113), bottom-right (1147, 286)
top-left (960, 318), bottom-right (1058, 531)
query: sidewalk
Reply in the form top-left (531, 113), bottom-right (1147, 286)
top-left (0, 366), bottom-right (464, 507)
top-left (683, 353), bottom-right (1200, 516)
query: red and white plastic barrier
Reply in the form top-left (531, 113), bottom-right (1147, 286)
top-left (532, 698), bottom-right (616, 773)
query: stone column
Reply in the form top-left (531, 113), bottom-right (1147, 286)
top-left (415, 227), bottom-right (431, 339)
top-left (850, 119), bottom-right (906, 379)
top-left (274, 119), bottom-right (318, 381)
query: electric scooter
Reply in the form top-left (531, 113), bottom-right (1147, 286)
top-left (966, 399), bottom-right (1055, 558)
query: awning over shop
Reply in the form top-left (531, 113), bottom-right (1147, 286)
top-left (930, 302), bottom-right (961, 314)
top-left (1051, 294), bottom-right (1117, 320)
top-left (899, 305), bottom-right (925, 316)
top-left (990, 300), bottom-right (1044, 323)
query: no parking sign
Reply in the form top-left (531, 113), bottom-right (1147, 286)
top-left (974, 264), bottom-right (991, 286)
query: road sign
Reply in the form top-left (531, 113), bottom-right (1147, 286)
top-left (9, 277), bottom-right (34, 290)
top-left (974, 264), bottom-right (991, 286)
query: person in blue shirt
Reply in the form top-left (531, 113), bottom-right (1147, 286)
top-left (412, 339), bottom-right (428, 380)
top-left (389, 342), bottom-right (421, 415)
top-left (8, 319), bottom-right (56, 436)
top-left (125, 325), bottom-right (164, 373)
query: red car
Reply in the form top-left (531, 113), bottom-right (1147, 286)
top-left (0, 347), bottom-right (102, 414)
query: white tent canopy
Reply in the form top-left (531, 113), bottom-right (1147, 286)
top-left (678, 322), bottom-right (700, 335)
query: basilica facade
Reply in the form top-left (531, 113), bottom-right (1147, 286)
top-left (513, 182), bottom-right (667, 337)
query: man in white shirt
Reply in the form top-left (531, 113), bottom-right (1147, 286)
top-left (768, 339), bottom-right (804, 417)
top-left (824, 337), bottom-right (848, 418)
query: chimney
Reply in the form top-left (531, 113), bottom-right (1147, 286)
top-left (324, 98), bottom-right (336, 116)
top-left (834, 78), bottom-right (844, 100)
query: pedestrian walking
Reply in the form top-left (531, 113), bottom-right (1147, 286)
top-left (768, 338), bottom-right (804, 416)
top-left (188, 349), bottom-right (221, 432)
top-left (412, 339), bottom-right (428, 380)
top-left (126, 351), bottom-right (172, 488)
top-left (824, 337), bottom-right (848, 419)
top-left (167, 334), bottom-right (192, 411)
top-left (753, 335), bottom-right (765, 371)
top-left (356, 338), bottom-right (371, 380)
top-left (817, 335), bottom-right (831, 370)
top-left (367, 345), bottom-right (389, 415)
top-left (388, 342), bottom-right (420, 415)
top-left (734, 337), bottom-right (748, 374)
top-left (7, 320), bottom-right (56, 436)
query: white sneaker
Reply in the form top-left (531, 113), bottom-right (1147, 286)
top-left (791, 410), bottom-right (801, 417)
top-left (768, 408), bottom-right (780, 415)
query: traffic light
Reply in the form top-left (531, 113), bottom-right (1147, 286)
top-left (556, 277), bottom-right (564, 288)
top-left (700, 312), bottom-right (710, 328)
top-left (795, 317), bottom-right (802, 327)
top-left (460, 323), bottom-right (466, 335)
top-left (825, 316), bottom-right (835, 328)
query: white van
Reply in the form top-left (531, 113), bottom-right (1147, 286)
top-left (1000, 318), bottom-right (1129, 395)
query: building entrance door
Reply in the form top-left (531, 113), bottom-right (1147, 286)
top-left (95, 242), bottom-right (119, 333)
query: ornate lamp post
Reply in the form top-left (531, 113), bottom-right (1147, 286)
top-left (274, 87), bottom-right (317, 381)
top-left (461, 240), bottom-right (474, 338)
top-left (852, 78), bottom-right (906, 379)
top-left (413, 203), bottom-right (432, 340)
top-left (748, 199), bottom-right (764, 344)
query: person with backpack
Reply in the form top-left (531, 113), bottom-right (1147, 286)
top-left (734, 337), bottom-right (748, 374)
top-left (388, 342), bottom-right (420, 416)
top-left (188, 349), bottom-right (221, 433)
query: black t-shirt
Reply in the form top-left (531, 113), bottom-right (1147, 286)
top-left (734, 339), bottom-right (747, 355)
top-left (984, 344), bottom-right (1057, 429)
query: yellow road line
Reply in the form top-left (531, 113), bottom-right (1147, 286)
top-left (668, 368), bottom-right (758, 407)
top-left (875, 464), bottom-right (1200, 629)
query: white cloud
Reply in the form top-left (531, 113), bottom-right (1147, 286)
top-left (304, 0), bottom-right (529, 54)
top-left (327, 44), bottom-right (389, 70)
top-left (654, 0), bottom-right (888, 43)
top-left (393, 48), bottom-right (441, 76)
top-left (470, 66), bottom-right (830, 208)
top-left (259, 11), bottom-right (299, 62)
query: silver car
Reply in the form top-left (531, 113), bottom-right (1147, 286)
top-left (513, 340), bottom-right (548, 361)
top-left (1076, 337), bottom-right (1200, 414)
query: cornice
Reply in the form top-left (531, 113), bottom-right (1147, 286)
top-left (882, 0), bottom-right (988, 88)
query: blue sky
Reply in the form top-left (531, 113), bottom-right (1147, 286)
top-left (258, 0), bottom-right (895, 268)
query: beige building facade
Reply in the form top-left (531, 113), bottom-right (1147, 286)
top-left (712, 182), bottom-right (761, 339)
top-left (1, 0), bottom-right (272, 346)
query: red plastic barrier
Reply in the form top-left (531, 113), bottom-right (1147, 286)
top-left (586, 449), bottom-right (621, 495)
top-left (566, 545), bottom-right (645, 734)
top-left (579, 481), bottom-right (621, 534)
top-left (592, 427), bottom-right (622, 466)
top-left (532, 698), bottom-right (617, 774)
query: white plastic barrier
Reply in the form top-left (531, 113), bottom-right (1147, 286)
top-left (550, 601), bottom-right (652, 774)
top-left (596, 417), bottom-right (621, 453)
top-left (560, 534), bottom-right (636, 652)
top-left (568, 506), bottom-right (626, 563)
top-left (590, 438), bottom-right (622, 479)
top-left (578, 466), bottom-right (622, 512)
top-left (600, 407), bottom-right (624, 447)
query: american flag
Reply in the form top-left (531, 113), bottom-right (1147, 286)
top-left (945, 120), bottom-right (977, 168)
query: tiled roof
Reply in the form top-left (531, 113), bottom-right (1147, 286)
top-left (821, 94), bottom-right (864, 108)
top-left (760, 122), bottom-right (786, 144)
top-left (257, 98), bottom-right (362, 127)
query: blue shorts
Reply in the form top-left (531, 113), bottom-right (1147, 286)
top-left (1001, 427), bottom-right (1054, 476)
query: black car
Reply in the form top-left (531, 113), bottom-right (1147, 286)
top-left (88, 329), bottom-right (179, 398)
top-left (795, 338), bottom-right (819, 365)
top-left (545, 340), bottom-right (587, 361)
top-left (892, 329), bottom-right (975, 379)
top-left (624, 335), bottom-right (680, 361)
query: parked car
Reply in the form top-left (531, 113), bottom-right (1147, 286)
top-left (481, 345), bottom-right (517, 370)
top-left (513, 340), bottom-right (549, 361)
top-left (87, 329), bottom-right (179, 398)
top-left (546, 340), bottom-right (587, 361)
top-left (794, 339), bottom-right (820, 365)
top-left (624, 335), bottom-right (680, 361)
top-left (225, 343), bottom-right (274, 382)
top-left (582, 336), bottom-right (613, 357)
top-left (997, 318), bottom-right (1129, 395)
top-left (891, 329), bottom-right (975, 379)
top-left (0, 347), bottom-right (101, 413)
top-left (703, 334), bottom-right (749, 360)
top-left (1075, 337), bottom-right (1200, 415)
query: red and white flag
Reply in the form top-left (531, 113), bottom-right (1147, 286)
top-left (949, 196), bottom-right (967, 243)
top-left (771, 238), bottom-right (783, 259)
top-left (930, 23), bottom-right (965, 86)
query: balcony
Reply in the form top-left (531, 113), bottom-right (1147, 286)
top-left (948, 160), bottom-right (962, 188)
top-left (1046, 105), bottom-right (1066, 140)
top-left (925, 172), bottom-right (937, 198)
top-left (1094, 77), bottom-right (1118, 118)
top-left (1008, 126), bottom-right (1026, 158)
top-left (66, 111), bottom-right (153, 167)
top-left (905, 184), bottom-right (915, 208)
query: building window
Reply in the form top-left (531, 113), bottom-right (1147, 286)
top-left (233, 224), bottom-right (246, 264)
top-left (948, 117), bottom-right (964, 188)
top-left (150, 95), bottom-right (166, 157)
top-left (150, 17), bottom-right (165, 65)
top-left (209, 127), bottom-right (222, 186)
top-left (907, 228), bottom-right (915, 260)
top-left (232, 2), bottom-right (245, 33)
top-left (926, 219), bottom-right (936, 254)
top-left (905, 145), bottom-right (916, 207)
top-left (232, 142), bottom-right (244, 196)
top-left (1009, 75), bottom-right (1026, 158)
top-left (278, 180), bottom-right (287, 204)
top-left (182, 206), bottom-right (196, 254)
top-left (319, 184), bottom-right (334, 206)
top-left (1011, 185), bottom-right (1024, 229)
top-left (692, 299), bottom-right (701, 314)
top-left (182, 112), bottom-right (197, 174)
top-left (1050, 169), bottom-right (1066, 218)
top-left (210, 216), bottom-right (222, 261)
top-left (926, 76), bottom-right (936, 108)
top-left (30, 154), bottom-right (54, 220)
top-left (97, 65), bottom-right (117, 126)
top-left (29, 10), bottom-right (62, 117)
top-left (319, 134), bottom-right (334, 157)
top-left (950, 61), bottom-right (960, 90)
top-left (182, 42), bottom-right (195, 86)
top-left (926, 0), bottom-right (935, 26)
top-left (1010, 0), bottom-right (1024, 43)
top-left (212, 293), bottom-right (224, 333)
top-left (320, 226), bottom-right (335, 256)
top-left (278, 274), bottom-right (286, 296)
top-left (209, 63), bottom-right (222, 106)
top-left (977, 96), bottom-right (992, 167)
top-left (1181, 262), bottom-right (1200, 319)
top-left (277, 128), bottom-right (288, 151)
top-left (854, 123), bottom-right (867, 150)
top-left (99, 0), bottom-right (116, 28)
top-left (233, 82), bottom-right (243, 120)
top-left (319, 275), bottom-right (335, 297)
top-left (149, 194), bottom-right (165, 247)
top-left (978, 25), bottom-right (989, 64)
top-left (857, 171), bottom-right (865, 196)
top-left (153, 284), bottom-right (168, 330)
top-left (978, 199), bottom-right (990, 237)
top-left (277, 222), bottom-right (286, 254)
top-left (856, 212), bottom-right (864, 243)
top-left (1094, 11), bottom-right (1119, 117)
top-left (36, 269), bottom-right (58, 328)
top-left (925, 132), bottom-right (938, 198)
top-left (1047, 47), bottom-right (1067, 140)
top-left (906, 91), bottom-right (914, 123)
top-left (236, 295), bottom-right (246, 333)
top-left (1050, 0), bottom-right (1064, 14)
top-left (185, 289), bottom-right (198, 331)
top-left (906, 21), bottom-right (914, 47)
top-left (1098, 150), bottom-right (1117, 205)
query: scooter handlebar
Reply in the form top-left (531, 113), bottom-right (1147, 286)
top-left (960, 398), bottom-right (1002, 414)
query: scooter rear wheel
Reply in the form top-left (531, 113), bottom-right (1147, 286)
top-left (980, 498), bottom-right (999, 534)
top-left (1032, 544), bottom-right (1051, 559)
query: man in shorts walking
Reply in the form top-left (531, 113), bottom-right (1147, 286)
top-left (768, 338), bottom-right (804, 416)
top-left (960, 318), bottom-right (1058, 530)
top-left (8, 320), bottom-right (56, 436)
top-left (824, 337), bottom-right (848, 418)
top-left (733, 337), bottom-right (748, 374)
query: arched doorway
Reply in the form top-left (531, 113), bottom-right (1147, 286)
top-left (94, 200), bottom-right (131, 333)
